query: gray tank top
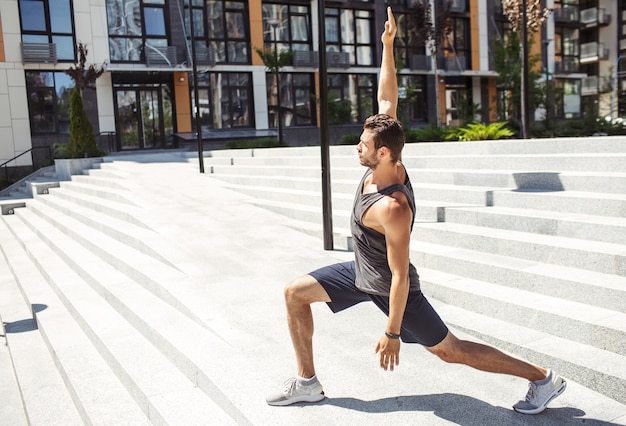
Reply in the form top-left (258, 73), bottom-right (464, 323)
top-left (350, 168), bottom-right (421, 296)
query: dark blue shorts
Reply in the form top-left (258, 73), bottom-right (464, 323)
top-left (309, 261), bottom-right (448, 347)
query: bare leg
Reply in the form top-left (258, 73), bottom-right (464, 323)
top-left (284, 275), bottom-right (331, 379)
top-left (426, 331), bottom-right (546, 382)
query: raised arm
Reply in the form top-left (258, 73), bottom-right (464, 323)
top-left (378, 7), bottom-right (398, 119)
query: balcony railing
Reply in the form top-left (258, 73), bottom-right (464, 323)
top-left (448, 0), bottom-right (466, 13)
top-left (409, 55), bottom-right (432, 71)
top-left (438, 55), bottom-right (466, 72)
top-left (293, 50), bottom-right (319, 68)
top-left (554, 7), bottom-right (579, 24)
top-left (22, 42), bottom-right (57, 64)
top-left (580, 42), bottom-right (609, 63)
top-left (554, 57), bottom-right (579, 74)
top-left (145, 45), bottom-right (177, 67)
top-left (580, 8), bottom-right (611, 27)
top-left (327, 51), bottom-right (350, 68)
top-left (581, 76), bottom-right (599, 96)
top-left (194, 46), bottom-right (216, 66)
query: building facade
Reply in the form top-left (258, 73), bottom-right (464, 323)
top-left (0, 0), bottom-right (624, 172)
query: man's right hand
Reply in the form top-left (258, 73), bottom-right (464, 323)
top-left (381, 7), bottom-right (397, 45)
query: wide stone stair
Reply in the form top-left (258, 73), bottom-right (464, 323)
top-left (203, 137), bottom-right (626, 405)
top-left (0, 160), bottom-right (245, 425)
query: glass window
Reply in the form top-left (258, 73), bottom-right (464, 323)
top-left (325, 7), bottom-right (374, 66)
top-left (186, 0), bottom-right (250, 64)
top-left (262, 3), bottom-right (313, 54)
top-left (25, 71), bottom-right (76, 134)
top-left (106, 0), bottom-right (169, 63)
top-left (190, 72), bottom-right (254, 130)
top-left (327, 73), bottom-right (375, 124)
top-left (265, 72), bottom-right (316, 127)
top-left (19, 0), bottom-right (76, 61)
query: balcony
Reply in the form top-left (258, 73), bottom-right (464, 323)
top-left (580, 8), bottom-right (611, 28)
top-left (327, 51), bottom-right (350, 68)
top-left (581, 76), bottom-right (599, 96)
top-left (554, 57), bottom-right (579, 74)
top-left (438, 55), bottom-right (466, 72)
top-left (580, 42), bottom-right (609, 64)
top-left (22, 42), bottom-right (57, 64)
top-left (553, 7), bottom-right (579, 25)
top-left (409, 55), bottom-right (432, 71)
top-left (145, 45), bottom-right (178, 67)
top-left (448, 0), bottom-right (466, 13)
top-left (293, 50), bottom-right (318, 68)
top-left (194, 46), bottom-right (216, 66)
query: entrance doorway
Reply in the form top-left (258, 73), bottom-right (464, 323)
top-left (114, 85), bottom-right (173, 150)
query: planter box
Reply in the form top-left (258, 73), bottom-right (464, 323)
top-left (54, 157), bottom-right (103, 181)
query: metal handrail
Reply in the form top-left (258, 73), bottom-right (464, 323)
top-left (1, 146), bottom-right (53, 182)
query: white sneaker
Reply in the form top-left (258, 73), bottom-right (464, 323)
top-left (266, 376), bottom-right (325, 406)
top-left (513, 370), bottom-right (567, 414)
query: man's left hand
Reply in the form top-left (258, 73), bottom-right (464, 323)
top-left (375, 335), bottom-right (400, 371)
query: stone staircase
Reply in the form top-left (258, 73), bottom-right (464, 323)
top-left (0, 139), bottom-right (624, 424)
top-left (0, 160), bottom-right (245, 425)
top-left (203, 137), bottom-right (626, 404)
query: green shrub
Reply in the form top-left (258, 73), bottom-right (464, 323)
top-left (450, 122), bottom-right (514, 141)
top-left (338, 134), bottom-right (360, 145)
top-left (226, 137), bottom-right (284, 149)
top-left (63, 88), bottom-right (103, 158)
top-left (405, 124), bottom-right (452, 142)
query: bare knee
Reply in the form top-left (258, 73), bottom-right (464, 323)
top-left (426, 332), bottom-right (465, 364)
top-left (284, 275), bottom-right (330, 306)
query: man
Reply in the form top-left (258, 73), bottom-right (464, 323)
top-left (266, 7), bottom-right (566, 415)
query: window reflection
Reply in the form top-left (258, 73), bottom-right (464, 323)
top-left (325, 7), bottom-right (374, 66)
top-left (19, 0), bottom-right (75, 61)
top-left (25, 71), bottom-right (76, 134)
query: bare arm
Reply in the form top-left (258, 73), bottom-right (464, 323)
top-left (378, 7), bottom-right (398, 119)
top-left (374, 194), bottom-right (412, 371)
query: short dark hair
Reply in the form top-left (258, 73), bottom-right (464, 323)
top-left (363, 114), bottom-right (404, 162)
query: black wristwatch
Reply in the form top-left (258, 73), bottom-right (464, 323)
top-left (385, 331), bottom-right (401, 340)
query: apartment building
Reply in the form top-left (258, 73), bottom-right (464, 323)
top-left (1, 0), bottom-right (624, 174)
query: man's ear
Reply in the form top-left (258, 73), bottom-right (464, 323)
top-left (379, 146), bottom-right (390, 158)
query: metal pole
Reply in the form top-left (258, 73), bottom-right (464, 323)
top-left (521, 0), bottom-right (530, 138)
top-left (318, 0), bottom-right (333, 250)
top-left (273, 24), bottom-right (283, 145)
top-left (189, 0), bottom-right (205, 173)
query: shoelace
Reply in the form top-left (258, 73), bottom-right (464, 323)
top-left (524, 382), bottom-right (537, 402)
top-left (282, 377), bottom-right (298, 396)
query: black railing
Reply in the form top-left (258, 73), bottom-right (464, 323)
top-left (97, 131), bottom-right (117, 153)
top-left (1, 146), bottom-right (54, 184)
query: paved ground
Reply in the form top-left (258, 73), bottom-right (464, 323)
top-left (8, 150), bottom-right (625, 425)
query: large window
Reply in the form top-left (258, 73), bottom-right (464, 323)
top-left (266, 73), bottom-right (316, 127)
top-left (555, 79), bottom-right (581, 119)
top-left (394, 9), bottom-right (427, 69)
top-left (192, 72), bottom-right (254, 130)
top-left (327, 74), bottom-right (375, 124)
top-left (325, 7), bottom-right (374, 66)
top-left (262, 3), bottom-right (312, 53)
top-left (25, 71), bottom-right (75, 134)
top-left (18, 0), bottom-right (76, 61)
top-left (398, 75), bottom-right (428, 124)
top-left (185, 0), bottom-right (249, 64)
top-left (107, 0), bottom-right (169, 62)
top-left (444, 17), bottom-right (471, 69)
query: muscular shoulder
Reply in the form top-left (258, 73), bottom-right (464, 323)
top-left (366, 191), bottom-right (411, 232)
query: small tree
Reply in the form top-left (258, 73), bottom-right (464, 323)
top-left (58, 43), bottom-right (106, 158)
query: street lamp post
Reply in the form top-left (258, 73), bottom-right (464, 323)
top-left (268, 19), bottom-right (282, 145)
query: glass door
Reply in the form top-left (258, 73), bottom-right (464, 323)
top-left (114, 86), bottom-right (173, 150)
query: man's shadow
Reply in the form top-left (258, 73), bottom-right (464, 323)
top-left (315, 393), bottom-right (615, 426)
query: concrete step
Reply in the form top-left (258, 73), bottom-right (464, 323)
top-left (14, 202), bottom-right (207, 330)
top-left (443, 205), bottom-right (626, 245)
top-left (1, 213), bottom-right (240, 425)
top-left (427, 295), bottom-right (626, 404)
top-left (0, 220), bottom-right (149, 425)
top-left (55, 180), bottom-right (138, 206)
top-left (492, 189), bottom-right (626, 217)
top-left (411, 241), bottom-right (626, 314)
top-left (47, 184), bottom-right (151, 230)
top-left (419, 267), bottom-right (625, 356)
top-left (412, 222), bottom-right (626, 276)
